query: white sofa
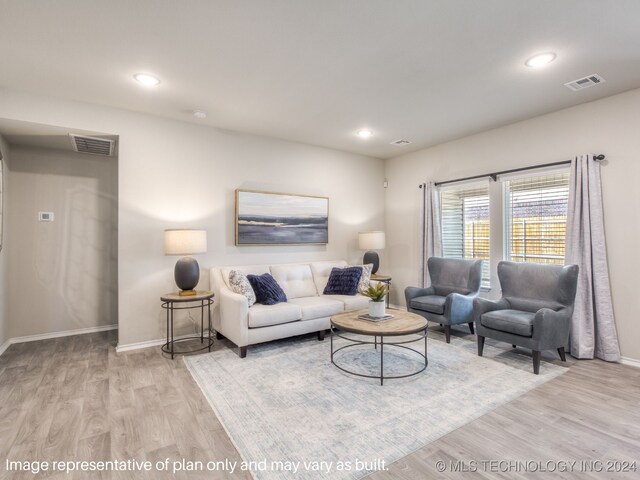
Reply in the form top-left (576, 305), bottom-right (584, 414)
top-left (210, 260), bottom-right (370, 357)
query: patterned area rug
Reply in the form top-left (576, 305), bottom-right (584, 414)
top-left (184, 331), bottom-right (566, 480)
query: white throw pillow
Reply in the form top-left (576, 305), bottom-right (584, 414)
top-left (348, 263), bottom-right (373, 294)
top-left (229, 270), bottom-right (256, 306)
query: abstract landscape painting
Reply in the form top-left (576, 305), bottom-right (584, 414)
top-left (236, 190), bottom-right (329, 245)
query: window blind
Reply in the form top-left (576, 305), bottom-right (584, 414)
top-left (440, 182), bottom-right (490, 287)
top-left (504, 172), bottom-right (570, 265)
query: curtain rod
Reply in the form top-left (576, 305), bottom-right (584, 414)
top-left (418, 154), bottom-right (605, 188)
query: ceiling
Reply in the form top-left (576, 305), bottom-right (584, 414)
top-left (1, 0), bottom-right (639, 159)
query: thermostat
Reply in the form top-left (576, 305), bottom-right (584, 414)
top-left (38, 212), bottom-right (54, 222)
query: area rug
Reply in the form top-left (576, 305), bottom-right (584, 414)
top-left (184, 332), bottom-right (566, 480)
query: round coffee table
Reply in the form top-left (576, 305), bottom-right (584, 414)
top-left (330, 309), bottom-right (428, 385)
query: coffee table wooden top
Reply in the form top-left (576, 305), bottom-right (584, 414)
top-left (331, 309), bottom-right (427, 336)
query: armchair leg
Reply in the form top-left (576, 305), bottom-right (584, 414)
top-left (557, 347), bottom-right (566, 362)
top-left (532, 351), bottom-right (541, 374)
top-left (317, 330), bottom-right (325, 341)
top-left (443, 325), bottom-right (451, 343)
top-left (468, 322), bottom-right (474, 335)
top-left (512, 345), bottom-right (516, 348)
top-left (477, 335), bottom-right (485, 356)
top-left (239, 346), bottom-right (247, 358)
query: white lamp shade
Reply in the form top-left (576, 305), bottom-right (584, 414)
top-left (164, 229), bottom-right (207, 255)
top-left (358, 231), bottom-right (385, 250)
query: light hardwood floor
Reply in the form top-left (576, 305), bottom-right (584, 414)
top-left (0, 329), bottom-right (638, 479)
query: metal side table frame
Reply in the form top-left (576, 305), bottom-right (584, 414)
top-left (160, 291), bottom-right (214, 359)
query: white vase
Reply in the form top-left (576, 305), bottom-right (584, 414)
top-left (368, 300), bottom-right (385, 318)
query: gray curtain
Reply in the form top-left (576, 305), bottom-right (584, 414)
top-left (565, 154), bottom-right (620, 361)
top-left (420, 182), bottom-right (442, 287)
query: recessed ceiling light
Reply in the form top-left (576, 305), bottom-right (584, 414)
top-left (356, 129), bottom-right (373, 139)
top-left (133, 73), bottom-right (161, 86)
top-left (193, 109), bottom-right (207, 119)
top-left (525, 52), bottom-right (557, 68)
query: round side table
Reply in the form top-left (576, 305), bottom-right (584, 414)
top-left (160, 291), bottom-right (214, 359)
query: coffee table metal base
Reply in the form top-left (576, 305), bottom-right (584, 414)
top-left (330, 326), bottom-right (427, 385)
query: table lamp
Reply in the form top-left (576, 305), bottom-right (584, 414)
top-left (164, 229), bottom-right (207, 296)
top-left (358, 231), bottom-right (385, 274)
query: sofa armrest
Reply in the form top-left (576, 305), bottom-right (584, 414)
top-left (405, 286), bottom-right (435, 307)
top-left (217, 287), bottom-right (250, 347)
top-left (532, 307), bottom-right (572, 350)
top-left (473, 297), bottom-right (510, 324)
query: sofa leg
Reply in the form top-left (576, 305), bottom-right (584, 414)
top-left (468, 322), bottom-right (475, 335)
top-left (477, 335), bottom-right (485, 356)
top-left (532, 351), bottom-right (541, 374)
top-left (317, 330), bottom-right (325, 341)
top-left (215, 331), bottom-right (225, 340)
top-left (239, 346), bottom-right (247, 358)
top-left (557, 347), bottom-right (566, 362)
top-left (444, 325), bottom-right (451, 343)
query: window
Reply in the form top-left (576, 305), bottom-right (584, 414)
top-left (504, 172), bottom-right (570, 265)
top-left (440, 182), bottom-right (491, 287)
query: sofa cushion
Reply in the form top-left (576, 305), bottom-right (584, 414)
top-left (270, 264), bottom-right (318, 299)
top-left (410, 295), bottom-right (446, 314)
top-left (248, 303), bottom-right (302, 328)
top-left (481, 309), bottom-right (535, 337)
top-left (287, 297), bottom-right (344, 321)
top-left (323, 267), bottom-right (362, 295)
top-left (247, 273), bottom-right (287, 305)
top-left (310, 260), bottom-right (348, 294)
top-left (228, 270), bottom-right (256, 306)
top-left (324, 294), bottom-right (370, 311)
top-left (221, 265), bottom-right (270, 289)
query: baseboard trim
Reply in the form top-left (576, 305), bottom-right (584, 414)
top-left (0, 324), bottom-right (118, 356)
top-left (619, 356), bottom-right (640, 368)
top-left (116, 338), bottom-right (166, 353)
top-left (116, 332), bottom-right (203, 353)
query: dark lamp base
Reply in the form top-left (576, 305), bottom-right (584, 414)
top-left (363, 251), bottom-right (380, 274)
top-left (175, 256), bottom-right (200, 293)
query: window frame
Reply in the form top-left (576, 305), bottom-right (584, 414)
top-left (439, 180), bottom-right (491, 289)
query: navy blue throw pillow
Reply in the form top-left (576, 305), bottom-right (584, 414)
top-left (246, 273), bottom-right (287, 305)
top-left (323, 267), bottom-right (363, 296)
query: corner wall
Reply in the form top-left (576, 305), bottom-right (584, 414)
top-left (0, 89), bottom-right (385, 347)
top-left (384, 87), bottom-right (640, 362)
top-left (0, 135), bottom-right (10, 350)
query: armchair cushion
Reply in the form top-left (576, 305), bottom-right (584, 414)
top-left (481, 309), bottom-right (535, 337)
top-left (410, 295), bottom-right (446, 314)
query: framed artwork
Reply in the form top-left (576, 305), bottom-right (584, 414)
top-left (235, 189), bottom-right (329, 245)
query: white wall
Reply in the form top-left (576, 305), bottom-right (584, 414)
top-left (7, 146), bottom-right (118, 338)
top-left (0, 89), bottom-right (385, 347)
top-left (385, 87), bottom-right (640, 362)
top-left (0, 135), bottom-right (10, 349)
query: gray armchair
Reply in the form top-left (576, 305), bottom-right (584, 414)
top-left (405, 257), bottom-right (483, 343)
top-left (474, 261), bottom-right (579, 374)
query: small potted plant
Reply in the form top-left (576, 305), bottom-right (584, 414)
top-left (362, 282), bottom-right (388, 318)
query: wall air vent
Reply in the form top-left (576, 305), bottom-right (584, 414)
top-left (564, 74), bottom-right (605, 92)
top-left (390, 139), bottom-right (411, 146)
top-left (69, 134), bottom-right (115, 156)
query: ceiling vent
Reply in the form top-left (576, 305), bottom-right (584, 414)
top-left (69, 134), bottom-right (115, 156)
top-left (564, 74), bottom-right (605, 92)
top-left (390, 139), bottom-right (411, 146)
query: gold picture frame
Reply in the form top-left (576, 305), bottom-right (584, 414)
top-left (235, 189), bottom-right (329, 246)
